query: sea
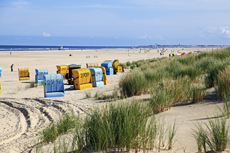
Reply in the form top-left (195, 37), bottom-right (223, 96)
top-left (0, 45), bottom-right (140, 51)
top-left (0, 45), bottom-right (226, 51)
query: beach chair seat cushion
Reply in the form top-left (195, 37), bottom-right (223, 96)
top-left (19, 77), bottom-right (30, 81)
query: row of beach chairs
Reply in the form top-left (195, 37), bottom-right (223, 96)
top-left (0, 60), bottom-right (123, 98)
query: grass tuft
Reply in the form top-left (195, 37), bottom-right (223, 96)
top-left (119, 71), bottom-right (148, 97)
top-left (216, 65), bottom-right (230, 98)
top-left (40, 113), bottom-right (81, 143)
top-left (167, 120), bottom-right (177, 150)
top-left (85, 91), bottom-right (91, 98)
top-left (192, 117), bottom-right (229, 152)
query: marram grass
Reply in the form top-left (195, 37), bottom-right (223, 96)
top-left (37, 100), bottom-right (179, 152)
top-left (192, 117), bottom-right (229, 152)
top-left (119, 47), bottom-right (230, 113)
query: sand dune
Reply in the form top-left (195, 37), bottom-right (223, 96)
top-left (0, 48), bottom-right (225, 153)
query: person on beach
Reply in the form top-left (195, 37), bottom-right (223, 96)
top-left (11, 64), bottom-right (14, 72)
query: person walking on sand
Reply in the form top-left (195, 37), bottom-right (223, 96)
top-left (11, 64), bottom-right (14, 72)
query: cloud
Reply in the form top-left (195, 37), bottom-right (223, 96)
top-left (220, 27), bottom-right (230, 38)
top-left (55, 4), bottom-right (130, 9)
top-left (12, 1), bottom-right (29, 5)
top-left (201, 26), bottom-right (230, 39)
top-left (155, 35), bottom-right (164, 40)
top-left (137, 34), bottom-right (164, 40)
top-left (43, 32), bottom-right (51, 37)
top-left (137, 34), bottom-right (151, 39)
top-left (83, 4), bottom-right (129, 9)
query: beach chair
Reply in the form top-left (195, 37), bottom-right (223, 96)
top-left (101, 60), bottom-right (114, 75)
top-left (18, 68), bottom-right (30, 81)
top-left (35, 69), bottom-right (48, 83)
top-left (56, 65), bottom-right (68, 74)
top-left (86, 63), bottom-right (99, 68)
top-left (44, 74), bottom-right (65, 98)
top-left (89, 67), bottom-right (104, 87)
top-left (93, 66), bottom-right (107, 85)
top-left (112, 59), bottom-right (123, 74)
top-left (72, 68), bottom-right (92, 90)
top-left (66, 64), bottom-right (81, 85)
top-left (0, 67), bottom-right (2, 77)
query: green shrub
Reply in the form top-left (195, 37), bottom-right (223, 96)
top-left (119, 63), bottom-right (127, 69)
top-left (126, 61), bottom-right (131, 66)
top-left (130, 64), bottom-right (136, 70)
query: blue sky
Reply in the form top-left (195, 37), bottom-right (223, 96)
top-left (0, 0), bottom-right (230, 46)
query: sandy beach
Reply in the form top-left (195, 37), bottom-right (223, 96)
top-left (0, 48), bottom-right (226, 153)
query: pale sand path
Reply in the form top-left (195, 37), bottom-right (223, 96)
top-left (0, 48), bottom-right (226, 153)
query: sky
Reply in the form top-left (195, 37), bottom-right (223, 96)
top-left (0, 0), bottom-right (230, 46)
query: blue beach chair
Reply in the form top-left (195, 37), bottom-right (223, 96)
top-left (89, 67), bottom-right (104, 87)
top-left (35, 69), bottom-right (48, 83)
top-left (44, 74), bottom-right (65, 98)
top-left (0, 67), bottom-right (2, 77)
top-left (101, 60), bottom-right (114, 75)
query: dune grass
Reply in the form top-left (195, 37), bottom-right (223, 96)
top-left (119, 71), bottom-right (148, 97)
top-left (119, 47), bottom-right (230, 113)
top-left (25, 81), bottom-right (45, 89)
top-left (37, 100), bottom-right (179, 153)
top-left (95, 88), bottom-right (122, 101)
top-left (83, 100), bottom-right (155, 152)
top-left (36, 47), bottom-right (230, 152)
top-left (119, 63), bottom-right (127, 69)
top-left (94, 90), bottom-right (101, 98)
top-left (40, 113), bottom-right (81, 143)
top-left (25, 81), bottom-right (38, 89)
top-left (192, 123), bottom-right (207, 153)
top-left (149, 76), bottom-right (206, 113)
top-left (220, 98), bottom-right (230, 118)
top-left (167, 120), bottom-right (177, 150)
top-left (205, 117), bottom-right (229, 152)
top-left (216, 65), bottom-right (230, 99)
top-left (192, 117), bottom-right (229, 152)
top-left (126, 61), bottom-right (131, 67)
top-left (84, 91), bottom-right (91, 98)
